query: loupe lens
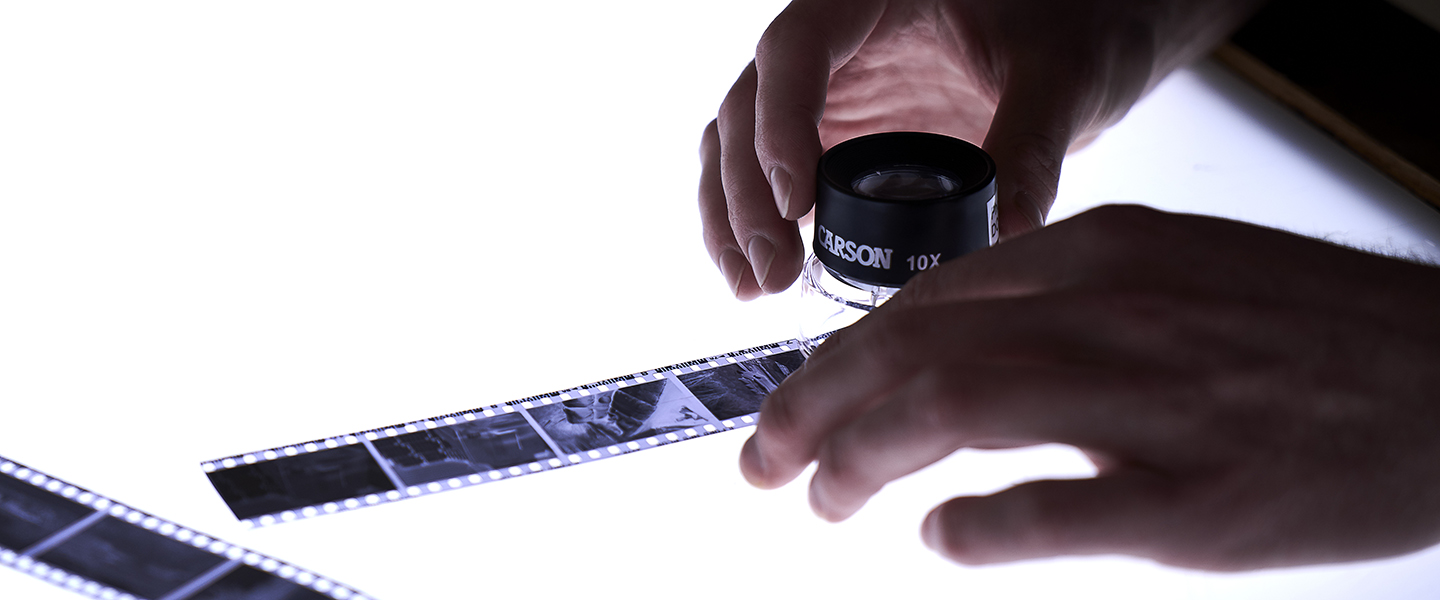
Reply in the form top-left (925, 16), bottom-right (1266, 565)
top-left (799, 132), bottom-right (998, 356)
top-left (851, 165), bottom-right (962, 200)
top-left (813, 132), bottom-right (997, 289)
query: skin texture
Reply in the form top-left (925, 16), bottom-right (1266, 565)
top-left (740, 206), bottom-right (1440, 570)
top-left (703, 0), bottom-right (1440, 569)
top-left (698, 0), bottom-right (1264, 299)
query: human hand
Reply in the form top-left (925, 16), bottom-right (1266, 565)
top-left (739, 205), bottom-right (1440, 570)
top-left (699, 0), bottom-right (1264, 300)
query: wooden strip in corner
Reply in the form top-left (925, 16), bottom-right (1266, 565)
top-left (1213, 42), bottom-right (1440, 210)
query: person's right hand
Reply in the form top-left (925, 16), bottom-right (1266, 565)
top-left (741, 205), bottom-right (1440, 569)
top-left (698, 0), bottom-right (1265, 300)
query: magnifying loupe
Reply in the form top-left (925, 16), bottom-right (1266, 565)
top-left (798, 131), bottom-right (998, 355)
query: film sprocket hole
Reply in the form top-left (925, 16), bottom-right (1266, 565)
top-left (799, 132), bottom-right (998, 355)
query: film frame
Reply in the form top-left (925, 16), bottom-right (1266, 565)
top-left (0, 456), bottom-right (372, 600)
top-left (202, 339), bottom-right (810, 528)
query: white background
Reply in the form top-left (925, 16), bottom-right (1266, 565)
top-left (3, 1), bottom-right (1439, 599)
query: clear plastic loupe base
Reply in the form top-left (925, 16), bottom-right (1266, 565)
top-left (797, 253), bottom-right (899, 357)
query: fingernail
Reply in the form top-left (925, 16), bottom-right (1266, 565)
top-left (921, 509), bottom-right (943, 551)
top-left (718, 250), bottom-right (747, 297)
top-left (740, 435), bottom-right (768, 485)
top-left (769, 166), bottom-right (793, 219)
top-left (747, 236), bottom-right (776, 290)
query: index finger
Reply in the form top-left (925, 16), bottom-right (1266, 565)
top-left (753, 0), bottom-right (886, 221)
top-left (742, 291), bottom-right (1123, 489)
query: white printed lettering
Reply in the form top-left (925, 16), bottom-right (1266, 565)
top-left (907, 253), bottom-right (943, 271)
top-left (817, 227), bottom-right (895, 270)
top-left (857, 245), bottom-right (874, 266)
top-left (987, 196), bottom-right (999, 246)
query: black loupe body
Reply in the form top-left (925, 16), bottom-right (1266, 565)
top-left (814, 132), bottom-right (997, 288)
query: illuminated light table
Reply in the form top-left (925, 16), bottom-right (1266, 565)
top-left (2, 2), bottom-right (1438, 598)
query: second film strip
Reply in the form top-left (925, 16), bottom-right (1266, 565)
top-left (0, 457), bottom-right (370, 600)
top-left (202, 340), bottom-right (807, 527)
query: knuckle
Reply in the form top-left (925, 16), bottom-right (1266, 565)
top-left (1012, 484), bottom-right (1077, 550)
top-left (979, 485), bottom-right (1064, 560)
top-left (1087, 203), bottom-right (1160, 225)
top-left (757, 384), bottom-right (805, 451)
top-left (701, 230), bottom-right (739, 260)
top-left (933, 484), bottom-right (1072, 565)
top-left (898, 369), bottom-right (973, 436)
top-left (929, 501), bottom-right (993, 564)
top-left (815, 436), bottom-right (867, 493)
top-left (715, 95), bottom-right (747, 133)
top-left (754, 11), bottom-right (811, 65)
top-left (915, 379), bottom-right (960, 430)
top-left (1061, 204), bottom-right (1165, 265)
top-left (716, 64), bottom-right (757, 132)
top-left (752, 110), bottom-right (813, 169)
top-left (754, 25), bottom-right (786, 65)
top-left (860, 317), bottom-right (920, 369)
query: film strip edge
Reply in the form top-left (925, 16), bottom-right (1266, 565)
top-left (202, 338), bottom-right (813, 528)
top-left (0, 456), bottom-right (373, 600)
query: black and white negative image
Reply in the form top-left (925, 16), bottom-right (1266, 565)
top-left (38, 516), bottom-right (228, 599)
top-left (0, 469), bottom-right (96, 552)
top-left (676, 350), bottom-right (805, 420)
top-left (207, 445), bottom-right (396, 520)
top-left (528, 378), bottom-right (717, 454)
top-left (187, 565), bottom-right (335, 600)
top-left (371, 412), bottom-right (558, 486)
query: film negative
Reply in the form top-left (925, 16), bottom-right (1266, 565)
top-left (0, 456), bottom-right (371, 600)
top-left (202, 339), bottom-right (808, 528)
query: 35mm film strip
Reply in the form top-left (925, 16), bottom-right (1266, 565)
top-left (203, 339), bottom-right (808, 528)
top-left (0, 456), bottom-right (371, 600)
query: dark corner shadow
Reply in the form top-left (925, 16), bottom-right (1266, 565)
top-left (1187, 58), bottom-right (1440, 249)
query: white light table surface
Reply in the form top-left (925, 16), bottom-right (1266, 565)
top-left (2, 2), bottom-right (1438, 599)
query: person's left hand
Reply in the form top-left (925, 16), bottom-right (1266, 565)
top-left (697, 0), bottom-right (1266, 300)
top-left (740, 205), bottom-right (1440, 570)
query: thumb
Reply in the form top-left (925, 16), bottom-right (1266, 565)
top-left (981, 74), bottom-right (1082, 240)
top-left (922, 471), bottom-right (1177, 565)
